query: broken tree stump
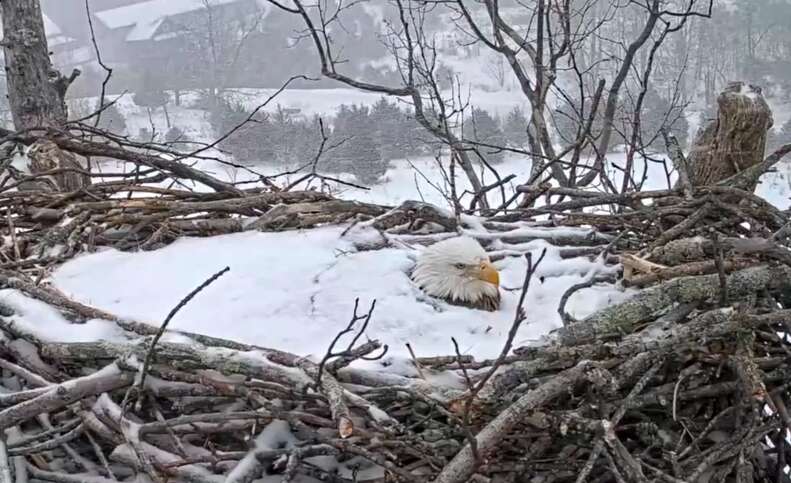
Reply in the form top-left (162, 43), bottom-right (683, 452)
top-left (685, 81), bottom-right (773, 190)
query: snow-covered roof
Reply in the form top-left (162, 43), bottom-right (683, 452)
top-left (95, 0), bottom-right (252, 42)
top-left (42, 14), bottom-right (62, 36)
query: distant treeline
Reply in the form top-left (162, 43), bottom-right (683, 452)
top-left (69, 88), bottom-right (789, 187)
top-left (209, 97), bottom-right (540, 184)
top-left (208, 91), bottom-right (706, 184)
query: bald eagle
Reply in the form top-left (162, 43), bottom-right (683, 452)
top-left (411, 236), bottom-right (501, 311)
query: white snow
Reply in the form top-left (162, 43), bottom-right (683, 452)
top-left (739, 83), bottom-right (760, 101)
top-left (42, 14), bottom-right (62, 37)
top-left (43, 225), bottom-right (633, 364)
top-left (0, 289), bottom-right (125, 343)
top-left (225, 420), bottom-right (296, 482)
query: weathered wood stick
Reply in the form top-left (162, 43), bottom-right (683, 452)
top-left (0, 363), bottom-right (133, 430)
top-left (70, 190), bottom-right (332, 213)
top-left (557, 265), bottom-right (791, 345)
top-left (432, 361), bottom-right (597, 483)
top-left (623, 258), bottom-right (756, 288)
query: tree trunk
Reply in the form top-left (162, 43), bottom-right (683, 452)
top-left (0, 0), bottom-right (74, 130)
top-left (1, 0), bottom-right (87, 192)
top-left (685, 81), bottom-right (773, 190)
top-left (162, 105), bottom-right (171, 129)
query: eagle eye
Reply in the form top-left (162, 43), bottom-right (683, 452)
top-left (453, 263), bottom-right (466, 270)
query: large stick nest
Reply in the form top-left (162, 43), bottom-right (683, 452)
top-left (0, 135), bottom-right (789, 483)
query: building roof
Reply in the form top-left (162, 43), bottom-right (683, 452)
top-left (44, 14), bottom-right (76, 47)
top-left (95, 0), bottom-right (252, 42)
top-left (42, 14), bottom-right (62, 36)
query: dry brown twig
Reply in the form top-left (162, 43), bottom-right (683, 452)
top-left (128, 266), bottom-right (231, 411)
top-left (314, 298), bottom-right (386, 389)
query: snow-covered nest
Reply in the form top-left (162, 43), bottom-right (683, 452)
top-left (5, 225), bottom-right (632, 367)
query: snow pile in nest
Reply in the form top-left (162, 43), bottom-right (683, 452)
top-left (0, 226), bottom-right (634, 364)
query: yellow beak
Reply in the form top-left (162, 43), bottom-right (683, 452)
top-left (477, 261), bottom-right (500, 286)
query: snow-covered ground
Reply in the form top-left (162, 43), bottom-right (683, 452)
top-left (15, 88), bottom-right (785, 368)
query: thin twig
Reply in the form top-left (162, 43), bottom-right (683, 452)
top-left (469, 248), bottom-right (547, 400)
top-left (135, 266), bottom-right (231, 398)
top-left (406, 342), bottom-right (427, 380)
top-left (315, 298), bottom-right (380, 389)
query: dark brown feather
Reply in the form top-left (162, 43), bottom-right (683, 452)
top-left (445, 291), bottom-right (501, 312)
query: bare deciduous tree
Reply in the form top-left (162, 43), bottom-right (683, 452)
top-left (269, 0), bottom-right (712, 214)
top-left (178, 0), bottom-right (269, 109)
top-left (453, 0), bottom-right (712, 194)
top-left (268, 0), bottom-right (498, 210)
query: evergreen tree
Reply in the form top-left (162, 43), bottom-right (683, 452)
top-left (327, 104), bottom-right (356, 172)
top-left (133, 72), bottom-right (169, 110)
top-left (70, 100), bottom-right (128, 136)
top-left (268, 105), bottom-right (298, 165)
top-left (369, 97), bottom-right (427, 161)
top-left (503, 106), bottom-right (529, 147)
top-left (209, 97), bottom-right (276, 164)
top-left (329, 104), bottom-right (389, 184)
top-left (351, 132), bottom-right (385, 185)
top-left (462, 107), bottom-right (507, 164)
top-left (96, 103), bottom-right (128, 136)
top-left (136, 127), bottom-right (155, 143)
top-left (370, 97), bottom-right (404, 161)
top-left (435, 63), bottom-right (456, 91)
top-left (553, 95), bottom-right (626, 154)
top-left (293, 115), bottom-right (326, 168)
top-left (401, 110), bottom-right (427, 157)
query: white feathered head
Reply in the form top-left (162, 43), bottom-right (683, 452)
top-left (411, 236), bottom-right (501, 311)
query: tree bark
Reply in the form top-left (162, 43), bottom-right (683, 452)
top-left (685, 82), bottom-right (773, 190)
top-left (0, 0), bottom-right (75, 130)
top-left (557, 264), bottom-right (791, 346)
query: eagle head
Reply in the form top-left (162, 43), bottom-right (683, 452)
top-left (411, 236), bottom-right (501, 311)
